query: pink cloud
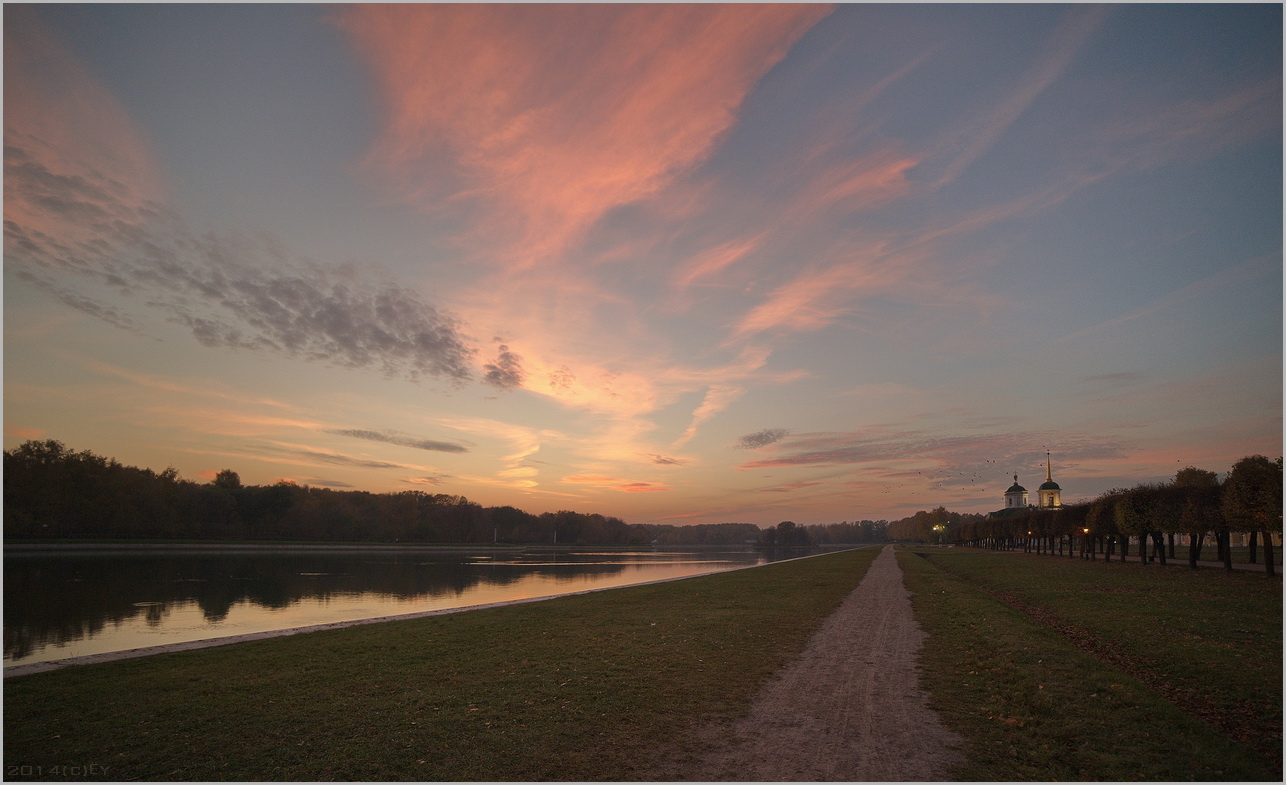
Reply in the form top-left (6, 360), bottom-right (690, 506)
top-left (3, 7), bottom-right (165, 258)
top-left (5, 426), bottom-right (46, 441)
top-left (671, 234), bottom-right (769, 292)
top-left (672, 384), bottom-right (745, 448)
top-left (334, 4), bottom-right (846, 453)
top-left (729, 245), bottom-right (894, 339)
top-left (335, 4), bottom-right (832, 267)
top-left (660, 150), bottom-right (919, 325)
top-left (785, 151), bottom-right (919, 221)
top-left (725, 177), bottom-right (1068, 341)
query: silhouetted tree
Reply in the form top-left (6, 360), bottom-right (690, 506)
top-left (1223, 455), bottom-right (1283, 577)
top-left (1174, 467), bottom-right (1222, 569)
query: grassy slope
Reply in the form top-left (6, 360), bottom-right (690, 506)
top-left (5, 548), bottom-right (879, 782)
top-left (901, 547), bottom-right (1281, 781)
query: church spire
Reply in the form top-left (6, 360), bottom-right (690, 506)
top-left (1038, 451), bottom-right (1062, 508)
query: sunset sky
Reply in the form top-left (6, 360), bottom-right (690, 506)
top-left (5, 4), bottom-right (1281, 526)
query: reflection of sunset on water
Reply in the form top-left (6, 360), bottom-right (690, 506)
top-left (5, 549), bottom-right (789, 668)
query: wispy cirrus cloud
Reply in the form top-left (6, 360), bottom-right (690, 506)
top-left (295, 477), bottom-right (356, 489)
top-left (683, 8), bottom-right (1119, 345)
top-left (562, 474), bottom-right (671, 494)
top-left (336, 3), bottom-right (833, 268)
top-left (729, 246), bottom-right (893, 339)
top-left (738, 426), bottom-right (1126, 478)
top-left (723, 169), bottom-right (1085, 342)
top-left (332, 3), bottom-right (847, 457)
top-left (221, 441), bottom-right (413, 472)
top-left (325, 428), bottom-right (468, 455)
top-left (3, 6), bottom-right (165, 242)
top-left (672, 385), bottom-right (744, 449)
top-left (331, 2), bottom-right (836, 457)
top-left (757, 480), bottom-right (825, 494)
top-left (1083, 77), bottom-right (1281, 180)
top-left (1050, 255), bottom-right (1281, 348)
top-left (80, 359), bottom-right (298, 410)
top-left (727, 4), bottom-right (1276, 357)
top-left (285, 447), bottom-right (405, 472)
top-left (405, 475), bottom-right (449, 487)
top-left (921, 5), bottom-right (1111, 189)
top-left (670, 234), bottom-right (769, 294)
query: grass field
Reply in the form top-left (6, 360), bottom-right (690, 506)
top-left (6, 544), bottom-right (1280, 781)
top-left (902, 547), bottom-right (1281, 781)
top-left (1181, 543), bottom-right (1282, 566)
top-left (4, 548), bottom-right (879, 781)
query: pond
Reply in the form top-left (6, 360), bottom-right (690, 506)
top-left (4, 544), bottom-right (824, 668)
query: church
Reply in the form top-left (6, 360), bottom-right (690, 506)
top-left (994, 453), bottom-right (1062, 515)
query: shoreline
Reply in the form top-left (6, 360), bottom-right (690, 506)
top-left (3, 540), bottom-right (830, 554)
top-left (4, 549), bottom-right (858, 678)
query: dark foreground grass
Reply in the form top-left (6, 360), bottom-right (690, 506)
top-left (5, 548), bottom-right (878, 782)
top-left (900, 547), bottom-right (1281, 781)
top-left (1184, 543), bottom-right (1282, 566)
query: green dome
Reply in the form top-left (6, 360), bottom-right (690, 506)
top-left (1039, 480), bottom-right (1061, 491)
top-left (1006, 481), bottom-right (1026, 494)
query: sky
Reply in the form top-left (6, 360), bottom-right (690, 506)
top-left (4, 3), bottom-right (1282, 526)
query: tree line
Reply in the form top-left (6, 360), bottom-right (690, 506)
top-left (888, 456), bottom-right (1283, 577)
top-left (2, 440), bottom-right (889, 547)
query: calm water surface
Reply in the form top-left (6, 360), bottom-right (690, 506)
top-left (5, 545), bottom-right (815, 667)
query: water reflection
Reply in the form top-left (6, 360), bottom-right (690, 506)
top-left (5, 547), bottom-right (816, 666)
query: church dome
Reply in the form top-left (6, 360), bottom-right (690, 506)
top-left (1006, 480), bottom-right (1026, 494)
top-left (1039, 479), bottom-right (1061, 491)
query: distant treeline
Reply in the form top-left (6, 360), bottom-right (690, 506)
top-left (887, 456), bottom-right (1283, 575)
top-left (2, 440), bottom-right (890, 546)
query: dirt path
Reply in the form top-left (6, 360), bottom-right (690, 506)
top-left (674, 545), bottom-right (964, 781)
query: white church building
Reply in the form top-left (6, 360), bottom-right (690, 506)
top-left (1000, 453), bottom-right (1062, 511)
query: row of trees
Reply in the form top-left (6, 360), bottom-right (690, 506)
top-left (9, 441), bottom-right (1275, 560)
top-left (922, 457), bottom-right (1281, 577)
top-left (3, 440), bottom-right (890, 547)
top-left (885, 507), bottom-right (984, 543)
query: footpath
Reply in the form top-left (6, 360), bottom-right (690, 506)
top-left (674, 545), bottom-right (963, 781)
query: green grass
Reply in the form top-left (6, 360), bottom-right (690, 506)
top-left (9, 544), bottom-right (1280, 781)
top-left (4, 548), bottom-right (879, 782)
top-left (900, 547), bottom-right (1281, 781)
